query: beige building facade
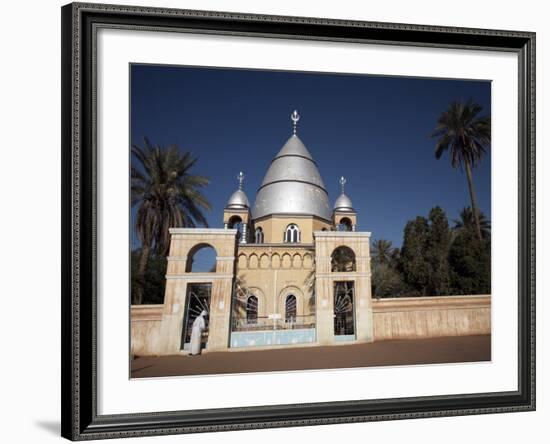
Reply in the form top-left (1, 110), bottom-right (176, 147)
top-left (137, 111), bottom-right (377, 354)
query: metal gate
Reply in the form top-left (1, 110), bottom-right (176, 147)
top-left (333, 281), bottom-right (355, 339)
top-left (180, 283), bottom-right (211, 350)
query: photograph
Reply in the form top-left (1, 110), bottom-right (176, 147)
top-left (129, 64), bottom-right (492, 378)
top-left (0, 0), bottom-right (543, 441)
top-left (58, 2), bottom-right (536, 439)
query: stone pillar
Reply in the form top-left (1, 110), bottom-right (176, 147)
top-left (354, 275), bottom-right (374, 342)
top-left (355, 242), bottom-right (373, 342)
top-left (315, 273), bottom-right (335, 345)
top-left (205, 279), bottom-right (233, 351)
top-left (157, 277), bottom-right (188, 355)
top-left (314, 243), bottom-right (335, 345)
top-left (240, 223), bottom-right (248, 244)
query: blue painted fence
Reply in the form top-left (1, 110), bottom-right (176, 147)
top-left (230, 329), bottom-right (316, 348)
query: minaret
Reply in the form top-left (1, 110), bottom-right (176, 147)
top-left (223, 172), bottom-right (251, 243)
top-left (333, 176), bottom-right (357, 231)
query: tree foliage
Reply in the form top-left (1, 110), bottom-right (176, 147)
top-left (372, 262), bottom-right (409, 298)
top-left (131, 138), bottom-right (212, 304)
top-left (130, 249), bottom-right (167, 304)
top-left (376, 205), bottom-right (490, 298)
top-left (400, 216), bottom-right (432, 295)
top-left (331, 246), bottom-right (356, 272)
top-left (372, 239), bottom-right (394, 265)
top-left (132, 138), bottom-right (212, 256)
top-left (424, 206), bottom-right (452, 295)
top-left (371, 239), bottom-right (409, 298)
top-left (453, 207), bottom-right (491, 240)
top-left (431, 100), bottom-right (491, 241)
top-left (449, 228), bottom-right (491, 295)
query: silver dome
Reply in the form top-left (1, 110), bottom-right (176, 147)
top-left (252, 135), bottom-right (331, 221)
top-left (334, 193), bottom-right (354, 211)
top-left (226, 189), bottom-right (250, 209)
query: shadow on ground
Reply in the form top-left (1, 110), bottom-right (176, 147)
top-left (35, 420), bottom-right (59, 436)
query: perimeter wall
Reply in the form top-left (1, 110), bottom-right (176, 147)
top-left (131, 295), bottom-right (491, 356)
top-left (372, 295), bottom-right (491, 341)
top-left (131, 305), bottom-right (164, 356)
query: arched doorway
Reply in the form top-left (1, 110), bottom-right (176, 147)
top-left (333, 281), bottom-right (355, 339)
top-left (337, 217), bottom-right (353, 232)
top-left (180, 244), bottom-right (218, 350)
top-left (285, 294), bottom-right (297, 324)
top-left (246, 295), bottom-right (258, 324)
top-left (180, 282), bottom-right (211, 350)
top-left (228, 215), bottom-right (244, 242)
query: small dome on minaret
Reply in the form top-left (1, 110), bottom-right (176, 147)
top-left (226, 171), bottom-right (250, 209)
top-left (333, 176), bottom-right (354, 211)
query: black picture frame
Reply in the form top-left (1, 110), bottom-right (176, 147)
top-left (61, 2), bottom-right (536, 440)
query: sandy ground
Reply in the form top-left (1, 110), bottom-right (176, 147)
top-left (131, 334), bottom-right (491, 378)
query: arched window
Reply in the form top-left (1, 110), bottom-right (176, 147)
top-left (338, 217), bottom-right (353, 232)
top-left (285, 295), bottom-right (297, 323)
top-left (185, 244), bottom-right (218, 273)
top-left (228, 216), bottom-right (244, 242)
top-left (246, 295), bottom-right (258, 324)
top-left (284, 224), bottom-right (300, 243)
top-left (254, 227), bottom-right (264, 243)
top-left (331, 246), bottom-right (356, 272)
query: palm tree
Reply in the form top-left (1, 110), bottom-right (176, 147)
top-left (131, 138), bottom-right (212, 304)
top-left (372, 239), bottom-right (393, 265)
top-left (304, 267), bottom-right (316, 314)
top-left (453, 207), bottom-right (491, 240)
top-left (431, 100), bottom-right (491, 241)
top-left (231, 274), bottom-right (249, 323)
top-left (331, 246), bottom-right (356, 272)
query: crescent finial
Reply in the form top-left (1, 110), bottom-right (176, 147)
top-left (291, 110), bottom-right (300, 134)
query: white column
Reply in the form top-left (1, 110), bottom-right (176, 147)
top-left (240, 223), bottom-right (248, 244)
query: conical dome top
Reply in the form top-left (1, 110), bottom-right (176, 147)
top-left (252, 112), bottom-right (331, 221)
top-left (274, 134), bottom-right (314, 160)
top-left (260, 135), bottom-right (325, 188)
top-left (226, 171), bottom-right (249, 209)
top-left (226, 189), bottom-right (249, 209)
top-left (334, 193), bottom-right (354, 211)
top-left (333, 176), bottom-right (354, 211)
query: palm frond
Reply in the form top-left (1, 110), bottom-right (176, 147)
top-left (132, 139), bottom-right (212, 255)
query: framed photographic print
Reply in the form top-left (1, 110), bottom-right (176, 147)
top-left (61, 2), bottom-right (536, 440)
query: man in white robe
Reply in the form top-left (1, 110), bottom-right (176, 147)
top-left (189, 310), bottom-right (207, 356)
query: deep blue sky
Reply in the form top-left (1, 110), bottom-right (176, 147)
top-left (131, 64), bottom-right (491, 249)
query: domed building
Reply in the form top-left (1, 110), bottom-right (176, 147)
top-left (152, 111), bottom-right (373, 354)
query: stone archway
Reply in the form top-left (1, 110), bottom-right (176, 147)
top-left (185, 243), bottom-right (218, 272)
top-left (158, 228), bottom-right (238, 354)
top-left (331, 245), bottom-right (356, 272)
top-left (338, 217), bottom-right (353, 232)
top-left (313, 231), bottom-right (373, 346)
